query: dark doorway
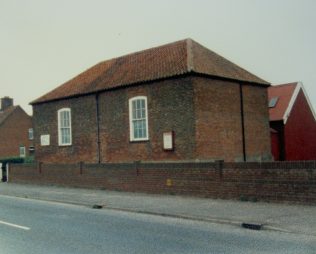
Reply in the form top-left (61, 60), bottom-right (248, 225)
top-left (1, 163), bottom-right (7, 182)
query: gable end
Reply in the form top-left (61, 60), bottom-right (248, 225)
top-left (283, 82), bottom-right (316, 124)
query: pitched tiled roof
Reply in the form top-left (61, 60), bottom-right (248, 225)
top-left (269, 82), bottom-right (316, 123)
top-left (268, 82), bottom-right (298, 122)
top-left (0, 106), bottom-right (18, 125)
top-left (31, 38), bottom-right (269, 104)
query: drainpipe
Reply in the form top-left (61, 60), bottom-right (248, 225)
top-left (95, 94), bottom-right (101, 163)
top-left (239, 84), bottom-right (246, 162)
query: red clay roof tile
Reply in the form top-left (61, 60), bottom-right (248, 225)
top-left (31, 39), bottom-right (269, 104)
top-left (268, 82), bottom-right (298, 121)
top-left (0, 106), bottom-right (18, 125)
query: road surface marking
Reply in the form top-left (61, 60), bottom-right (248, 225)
top-left (0, 220), bottom-right (30, 231)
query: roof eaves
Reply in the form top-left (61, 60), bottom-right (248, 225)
top-left (31, 70), bottom-right (270, 106)
top-left (190, 70), bottom-right (270, 86)
top-left (30, 71), bottom-right (192, 105)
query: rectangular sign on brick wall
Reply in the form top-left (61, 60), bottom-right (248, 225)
top-left (163, 131), bottom-right (174, 150)
top-left (40, 135), bottom-right (50, 146)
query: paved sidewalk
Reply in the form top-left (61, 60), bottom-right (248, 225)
top-left (0, 182), bottom-right (315, 236)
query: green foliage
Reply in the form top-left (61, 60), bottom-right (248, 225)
top-left (239, 195), bottom-right (258, 203)
top-left (23, 156), bottom-right (35, 163)
top-left (249, 197), bottom-right (258, 203)
top-left (0, 156), bottom-right (34, 164)
top-left (239, 195), bottom-right (249, 202)
top-left (0, 157), bottom-right (24, 164)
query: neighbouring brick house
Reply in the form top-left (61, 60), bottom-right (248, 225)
top-left (31, 39), bottom-right (272, 163)
top-left (268, 82), bottom-right (316, 160)
top-left (0, 96), bottom-right (34, 159)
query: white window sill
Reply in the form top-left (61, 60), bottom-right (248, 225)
top-left (58, 143), bottom-right (72, 147)
top-left (130, 138), bottom-right (149, 142)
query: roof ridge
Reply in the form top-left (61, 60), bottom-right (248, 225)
top-left (0, 105), bottom-right (17, 112)
top-left (271, 82), bottom-right (299, 88)
top-left (96, 38), bottom-right (189, 65)
top-left (186, 38), bottom-right (194, 72)
top-left (188, 39), bottom-right (269, 85)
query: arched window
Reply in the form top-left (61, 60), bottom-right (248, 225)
top-left (129, 96), bottom-right (149, 141)
top-left (58, 108), bottom-right (72, 146)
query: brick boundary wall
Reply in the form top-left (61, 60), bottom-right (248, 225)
top-left (8, 161), bottom-right (316, 204)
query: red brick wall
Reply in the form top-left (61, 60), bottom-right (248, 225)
top-left (194, 78), bottom-right (271, 162)
top-left (98, 77), bottom-right (196, 162)
top-left (0, 107), bottom-right (33, 158)
top-left (32, 75), bottom-right (271, 163)
top-left (9, 161), bottom-right (316, 204)
top-left (194, 78), bottom-right (243, 161)
top-left (33, 95), bottom-right (98, 163)
top-left (33, 77), bottom-right (197, 163)
top-left (242, 85), bottom-right (272, 161)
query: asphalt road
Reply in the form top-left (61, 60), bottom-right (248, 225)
top-left (0, 195), bottom-right (315, 254)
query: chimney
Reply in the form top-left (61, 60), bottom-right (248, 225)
top-left (1, 96), bottom-right (14, 111)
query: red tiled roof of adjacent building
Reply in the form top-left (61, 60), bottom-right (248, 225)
top-left (31, 38), bottom-right (269, 105)
top-left (268, 82), bottom-right (298, 121)
top-left (0, 106), bottom-right (19, 125)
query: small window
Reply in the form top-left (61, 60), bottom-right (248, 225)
top-left (28, 128), bottom-right (34, 140)
top-left (58, 108), bottom-right (72, 146)
top-left (19, 146), bottom-right (26, 158)
top-left (129, 96), bottom-right (149, 141)
top-left (269, 97), bottom-right (279, 108)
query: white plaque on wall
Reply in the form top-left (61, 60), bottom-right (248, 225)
top-left (163, 131), bottom-right (174, 150)
top-left (40, 134), bottom-right (50, 146)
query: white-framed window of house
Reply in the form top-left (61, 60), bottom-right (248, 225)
top-left (129, 96), bottom-right (149, 141)
top-left (28, 128), bottom-right (34, 140)
top-left (58, 108), bottom-right (72, 146)
top-left (19, 146), bottom-right (26, 158)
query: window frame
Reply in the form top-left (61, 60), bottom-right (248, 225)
top-left (57, 108), bottom-right (72, 146)
top-left (129, 96), bottom-right (149, 142)
top-left (19, 146), bottom-right (26, 158)
top-left (28, 128), bottom-right (34, 140)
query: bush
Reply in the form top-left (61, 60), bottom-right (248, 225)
top-left (23, 156), bottom-right (35, 163)
top-left (0, 157), bottom-right (24, 164)
top-left (239, 195), bottom-right (249, 202)
top-left (0, 156), bottom-right (34, 164)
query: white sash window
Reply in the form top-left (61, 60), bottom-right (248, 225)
top-left (129, 96), bottom-right (149, 141)
top-left (58, 108), bottom-right (72, 146)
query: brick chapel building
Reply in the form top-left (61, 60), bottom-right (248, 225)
top-left (31, 39), bottom-right (272, 163)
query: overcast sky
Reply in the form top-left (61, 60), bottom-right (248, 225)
top-left (1, 0), bottom-right (315, 115)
